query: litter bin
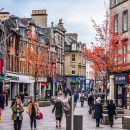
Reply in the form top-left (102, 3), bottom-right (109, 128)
top-left (66, 115), bottom-right (83, 130)
top-left (122, 116), bottom-right (130, 129)
top-left (24, 96), bottom-right (28, 106)
top-left (74, 115), bottom-right (83, 130)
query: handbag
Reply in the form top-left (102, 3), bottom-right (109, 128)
top-left (36, 112), bottom-right (43, 120)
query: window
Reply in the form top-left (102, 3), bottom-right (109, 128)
top-left (123, 44), bottom-right (127, 62)
top-left (114, 15), bottom-right (118, 34)
top-left (72, 43), bottom-right (76, 51)
top-left (71, 66), bottom-right (75, 75)
top-left (114, 0), bottom-right (119, 5)
top-left (122, 10), bottom-right (128, 32)
top-left (72, 54), bottom-right (75, 61)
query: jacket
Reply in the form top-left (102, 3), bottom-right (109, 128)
top-left (94, 103), bottom-right (103, 119)
top-left (27, 102), bottom-right (40, 116)
top-left (107, 103), bottom-right (116, 115)
top-left (63, 102), bottom-right (71, 115)
top-left (12, 104), bottom-right (24, 120)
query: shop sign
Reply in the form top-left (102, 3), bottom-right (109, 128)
top-left (114, 74), bottom-right (126, 85)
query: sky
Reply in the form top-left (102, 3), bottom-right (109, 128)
top-left (0, 0), bottom-right (109, 48)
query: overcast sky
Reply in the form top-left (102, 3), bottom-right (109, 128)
top-left (0, 0), bottom-right (109, 48)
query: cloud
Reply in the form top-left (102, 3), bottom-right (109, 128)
top-left (0, 0), bottom-right (109, 48)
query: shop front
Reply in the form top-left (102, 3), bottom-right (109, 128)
top-left (114, 74), bottom-right (127, 108)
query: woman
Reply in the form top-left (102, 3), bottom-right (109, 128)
top-left (52, 97), bottom-right (63, 128)
top-left (12, 99), bottom-right (24, 130)
top-left (27, 98), bottom-right (40, 130)
top-left (94, 98), bottom-right (103, 127)
top-left (107, 99), bottom-right (116, 127)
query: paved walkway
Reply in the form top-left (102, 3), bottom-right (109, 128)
top-left (0, 99), bottom-right (126, 130)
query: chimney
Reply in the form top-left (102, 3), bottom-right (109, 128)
top-left (31, 10), bottom-right (47, 28)
top-left (66, 33), bottom-right (78, 42)
top-left (0, 12), bottom-right (10, 21)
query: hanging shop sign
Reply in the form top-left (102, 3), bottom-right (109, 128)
top-left (114, 74), bottom-right (127, 85)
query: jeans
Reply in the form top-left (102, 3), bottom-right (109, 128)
top-left (30, 115), bottom-right (36, 128)
top-left (96, 118), bottom-right (100, 127)
top-left (14, 117), bottom-right (22, 130)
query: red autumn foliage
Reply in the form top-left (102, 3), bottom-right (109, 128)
top-left (83, 9), bottom-right (129, 78)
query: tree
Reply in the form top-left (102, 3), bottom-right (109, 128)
top-left (82, 8), bottom-right (129, 99)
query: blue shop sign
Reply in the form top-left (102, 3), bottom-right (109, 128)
top-left (114, 74), bottom-right (127, 85)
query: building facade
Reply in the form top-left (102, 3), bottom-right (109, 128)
top-left (64, 33), bottom-right (86, 92)
top-left (110, 0), bottom-right (130, 108)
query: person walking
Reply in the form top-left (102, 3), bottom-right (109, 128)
top-left (63, 96), bottom-right (71, 130)
top-left (94, 98), bottom-right (103, 127)
top-left (107, 99), bottom-right (116, 127)
top-left (88, 94), bottom-right (94, 114)
top-left (74, 92), bottom-right (79, 107)
top-left (27, 98), bottom-right (40, 130)
top-left (52, 97), bottom-right (64, 128)
top-left (80, 93), bottom-right (85, 107)
top-left (12, 99), bottom-right (24, 130)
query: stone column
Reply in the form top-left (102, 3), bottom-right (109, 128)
top-left (109, 75), bottom-right (114, 100)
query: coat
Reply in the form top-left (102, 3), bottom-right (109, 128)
top-left (94, 103), bottom-right (103, 119)
top-left (88, 95), bottom-right (94, 106)
top-left (27, 102), bottom-right (40, 117)
top-left (107, 103), bottom-right (116, 116)
top-left (52, 101), bottom-right (63, 118)
top-left (12, 104), bottom-right (24, 120)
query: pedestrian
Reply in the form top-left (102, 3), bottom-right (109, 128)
top-left (12, 99), bottom-right (24, 130)
top-left (107, 99), bottom-right (116, 127)
top-left (63, 96), bottom-right (71, 130)
top-left (52, 97), bottom-right (64, 128)
top-left (64, 89), bottom-right (67, 99)
top-left (74, 92), bottom-right (79, 107)
top-left (20, 92), bottom-right (24, 104)
top-left (27, 98), bottom-right (40, 130)
top-left (0, 93), bottom-right (5, 110)
top-left (5, 91), bottom-right (8, 106)
top-left (88, 94), bottom-right (94, 114)
top-left (94, 98), bottom-right (103, 127)
top-left (80, 93), bottom-right (84, 107)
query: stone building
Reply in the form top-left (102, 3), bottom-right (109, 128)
top-left (64, 33), bottom-right (86, 92)
top-left (110, 0), bottom-right (130, 108)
